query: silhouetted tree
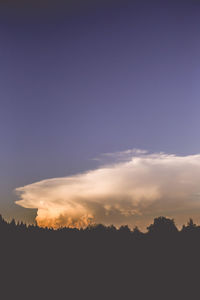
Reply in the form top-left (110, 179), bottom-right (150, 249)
top-left (10, 218), bottom-right (16, 229)
top-left (132, 226), bottom-right (143, 239)
top-left (119, 225), bottom-right (131, 234)
top-left (181, 218), bottom-right (198, 233)
top-left (147, 216), bottom-right (178, 236)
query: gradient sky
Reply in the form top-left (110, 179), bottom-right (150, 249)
top-left (1, 0), bottom-right (200, 224)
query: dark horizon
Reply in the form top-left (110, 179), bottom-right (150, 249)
top-left (1, 213), bottom-right (200, 299)
top-left (2, 213), bottom-right (200, 233)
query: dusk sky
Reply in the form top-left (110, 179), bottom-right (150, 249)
top-left (1, 0), bottom-right (200, 227)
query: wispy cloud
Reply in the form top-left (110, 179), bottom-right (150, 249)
top-left (15, 150), bottom-right (200, 229)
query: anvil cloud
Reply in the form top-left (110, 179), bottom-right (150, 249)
top-left (15, 151), bottom-right (200, 229)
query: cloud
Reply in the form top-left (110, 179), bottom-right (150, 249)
top-left (15, 150), bottom-right (200, 230)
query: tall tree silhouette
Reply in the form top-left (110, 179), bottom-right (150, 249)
top-left (147, 216), bottom-right (178, 236)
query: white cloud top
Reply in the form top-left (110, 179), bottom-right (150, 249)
top-left (15, 150), bottom-right (200, 229)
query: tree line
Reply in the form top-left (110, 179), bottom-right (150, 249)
top-left (0, 214), bottom-right (199, 237)
top-left (1, 214), bottom-right (200, 299)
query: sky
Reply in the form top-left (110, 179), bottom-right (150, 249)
top-left (1, 0), bottom-right (200, 227)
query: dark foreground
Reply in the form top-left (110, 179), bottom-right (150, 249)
top-left (1, 216), bottom-right (200, 300)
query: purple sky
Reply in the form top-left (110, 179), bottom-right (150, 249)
top-left (0, 0), bottom-right (200, 223)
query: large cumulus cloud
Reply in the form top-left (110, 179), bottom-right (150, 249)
top-left (15, 151), bottom-right (200, 229)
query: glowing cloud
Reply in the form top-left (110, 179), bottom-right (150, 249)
top-left (15, 151), bottom-right (200, 229)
